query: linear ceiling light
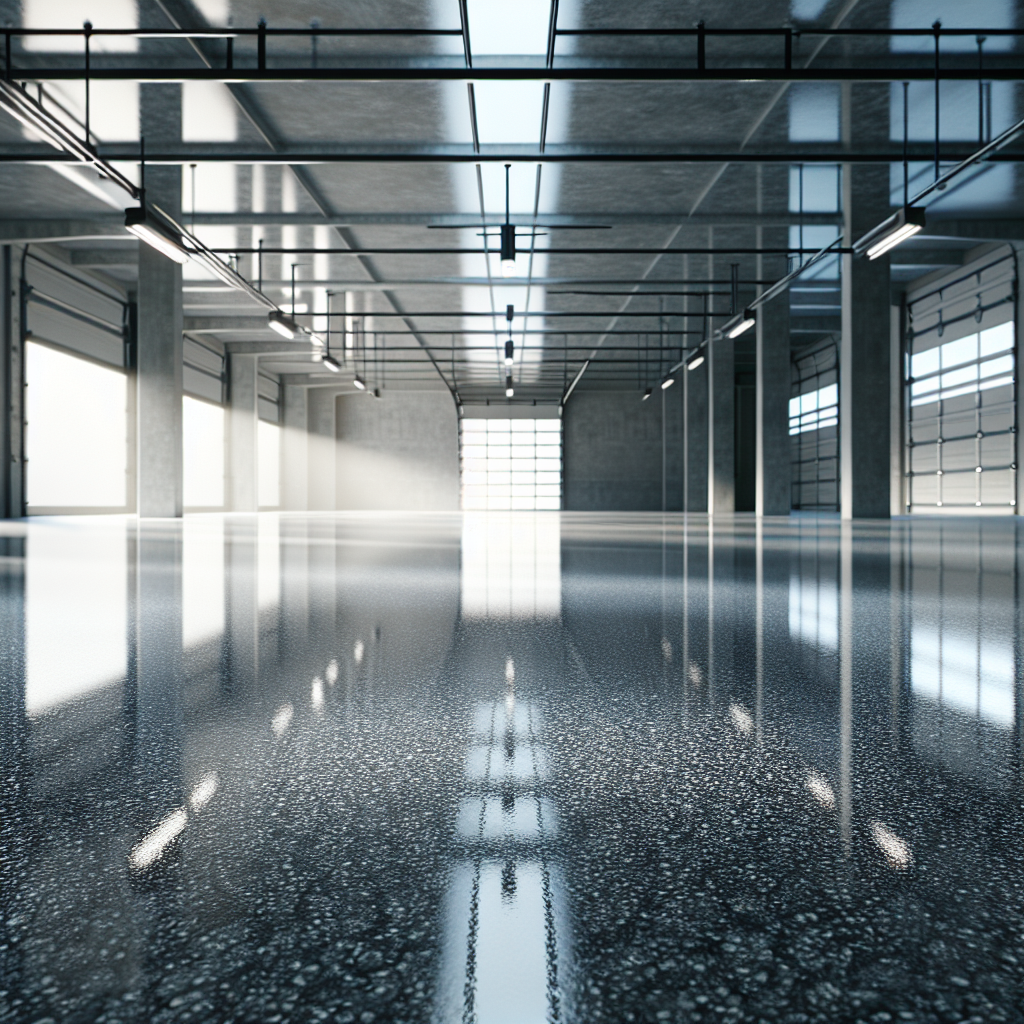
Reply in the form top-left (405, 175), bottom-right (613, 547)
top-left (853, 206), bottom-right (926, 260)
top-left (0, 81), bottom-right (138, 197)
top-left (686, 353), bottom-right (705, 371)
top-left (505, 375), bottom-right (514, 398)
top-left (353, 375), bottom-right (366, 391)
top-left (267, 309), bottom-right (299, 339)
top-left (726, 309), bottom-right (756, 339)
top-left (641, 386), bottom-right (653, 401)
top-left (661, 377), bottom-right (675, 389)
top-left (124, 207), bottom-right (190, 265)
top-left (322, 353), bottom-right (341, 372)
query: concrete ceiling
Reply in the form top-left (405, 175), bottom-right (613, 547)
top-left (0, 0), bottom-right (1019, 400)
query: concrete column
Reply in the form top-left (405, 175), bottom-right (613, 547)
top-left (890, 302), bottom-right (905, 515)
top-left (840, 168), bottom-right (892, 519)
top-left (136, 85), bottom-right (183, 518)
top-left (684, 359), bottom-right (708, 512)
top-left (840, 84), bottom-right (892, 520)
top-left (755, 296), bottom-right (791, 516)
top-left (707, 336), bottom-right (735, 514)
top-left (281, 383), bottom-right (309, 511)
top-left (228, 353), bottom-right (258, 512)
top-left (308, 388), bottom-right (338, 510)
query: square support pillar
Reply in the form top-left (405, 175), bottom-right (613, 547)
top-left (137, 242), bottom-right (183, 517)
top-left (707, 336), bottom-right (735, 515)
top-left (136, 85), bottom-right (183, 519)
top-left (755, 297), bottom-right (791, 516)
top-left (684, 358), bottom-right (708, 512)
top-left (228, 353), bottom-right (258, 512)
top-left (281, 383), bottom-right (309, 511)
top-left (840, 164), bottom-right (892, 520)
top-left (308, 388), bottom-right (338, 511)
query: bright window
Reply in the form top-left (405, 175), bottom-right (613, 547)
top-left (789, 383), bottom-right (838, 436)
top-left (183, 396), bottom-right (225, 508)
top-left (909, 323), bottom-right (1014, 407)
top-left (26, 342), bottom-right (127, 509)
top-left (461, 418), bottom-right (561, 511)
top-left (258, 421), bottom-right (281, 508)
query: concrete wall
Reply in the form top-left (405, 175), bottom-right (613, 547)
top-left (563, 389), bottom-right (683, 511)
top-left (336, 390), bottom-right (459, 510)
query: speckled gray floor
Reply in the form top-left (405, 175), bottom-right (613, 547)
top-left (2, 512), bottom-right (1023, 1024)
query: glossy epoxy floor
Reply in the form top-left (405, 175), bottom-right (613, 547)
top-left (2, 512), bottom-right (1023, 1024)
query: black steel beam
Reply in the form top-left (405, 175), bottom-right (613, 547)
top-left (3, 144), bottom-right (1020, 165)
top-left (211, 246), bottom-right (844, 255)
top-left (5, 65), bottom-right (1022, 82)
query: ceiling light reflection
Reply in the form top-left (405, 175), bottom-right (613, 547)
top-left (312, 677), bottom-right (324, 708)
top-left (354, 639), bottom-right (365, 664)
top-left (188, 772), bottom-right (219, 812)
top-left (272, 703), bottom-right (294, 737)
top-left (870, 822), bottom-right (912, 869)
top-left (806, 771), bottom-right (836, 809)
top-left (129, 808), bottom-right (188, 871)
top-left (326, 658), bottom-right (339, 684)
top-left (729, 703), bottom-right (754, 735)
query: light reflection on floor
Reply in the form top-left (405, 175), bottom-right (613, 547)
top-left (2, 512), bottom-right (1024, 1023)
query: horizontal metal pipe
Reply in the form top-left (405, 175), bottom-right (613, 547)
top-left (2, 146), bottom-right (1016, 165)
top-left (7, 66), bottom-right (1021, 82)
top-left (213, 246), bottom-right (844, 255)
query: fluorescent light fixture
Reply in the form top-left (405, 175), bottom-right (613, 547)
top-left (322, 353), bottom-right (341, 372)
top-left (686, 354), bottom-right (705, 371)
top-left (504, 340), bottom-right (514, 367)
top-left (505, 374), bottom-right (514, 398)
top-left (726, 309), bottom-right (756, 339)
top-left (661, 377), bottom-right (675, 390)
top-left (641, 387), bottom-right (653, 401)
top-left (353, 375), bottom-right (366, 391)
top-left (267, 309), bottom-right (298, 339)
top-left (500, 223), bottom-right (516, 277)
top-left (124, 207), bottom-right (189, 265)
top-left (854, 206), bottom-right (926, 260)
top-left (305, 329), bottom-right (324, 348)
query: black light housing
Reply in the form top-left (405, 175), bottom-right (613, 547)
top-left (268, 309), bottom-right (299, 339)
top-left (853, 205), bottom-right (926, 260)
top-left (505, 374), bottom-right (514, 398)
top-left (500, 224), bottom-right (516, 277)
top-left (125, 206), bottom-right (190, 264)
top-left (504, 339), bottom-right (514, 367)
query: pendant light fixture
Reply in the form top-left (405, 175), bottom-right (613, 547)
top-left (125, 206), bottom-right (190, 265)
top-left (853, 206), bottom-right (926, 260)
top-left (725, 309), bottom-right (757, 339)
top-left (505, 374), bottom-right (514, 398)
top-left (500, 163), bottom-right (516, 277)
top-left (353, 375), bottom-right (366, 391)
top-left (268, 309), bottom-right (299, 339)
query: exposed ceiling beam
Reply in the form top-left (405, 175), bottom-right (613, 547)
top-left (2, 144), bottom-right (1020, 165)
top-left (190, 211), bottom-right (845, 227)
top-left (0, 219), bottom-right (125, 244)
top-left (7, 63), bottom-right (1021, 83)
